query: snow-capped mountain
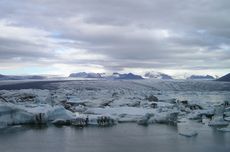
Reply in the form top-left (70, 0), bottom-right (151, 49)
top-left (217, 73), bottom-right (230, 82)
top-left (102, 72), bottom-right (144, 80)
top-left (144, 71), bottom-right (173, 79)
top-left (186, 75), bottom-right (215, 80)
top-left (172, 73), bottom-right (217, 80)
top-left (69, 72), bottom-right (102, 78)
top-left (69, 72), bottom-right (143, 80)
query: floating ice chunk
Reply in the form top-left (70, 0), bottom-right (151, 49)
top-left (85, 107), bottom-right (157, 123)
top-left (213, 104), bottom-right (225, 116)
top-left (47, 106), bottom-right (75, 121)
top-left (66, 96), bottom-right (82, 104)
top-left (224, 107), bottom-right (230, 117)
top-left (70, 114), bottom-right (117, 126)
top-left (85, 107), bottom-right (156, 116)
top-left (208, 104), bottom-right (228, 126)
top-left (75, 105), bottom-right (87, 113)
top-left (0, 103), bottom-right (34, 126)
top-left (72, 117), bottom-right (87, 127)
top-left (209, 116), bottom-right (228, 126)
top-left (0, 89), bottom-right (50, 104)
top-left (52, 119), bottom-right (71, 126)
top-left (0, 122), bottom-right (7, 129)
top-left (149, 111), bottom-right (178, 124)
top-left (177, 117), bottom-right (189, 123)
top-left (178, 122), bottom-right (198, 137)
top-left (148, 102), bottom-right (175, 109)
top-left (118, 115), bottom-right (143, 123)
top-left (145, 94), bottom-right (158, 102)
top-left (224, 111), bottom-right (230, 117)
top-left (179, 130), bottom-right (198, 137)
top-left (187, 109), bottom-right (214, 120)
top-left (137, 113), bottom-right (154, 125)
top-left (217, 125), bottom-right (230, 132)
top-left (95, 115), bottom-right (116, 126)
top-left (201, 115), bottom-right (210, 125)
top-left (224, 117), bottom-right (230, 122)
top-left (109, 98), bottom-right (140, 107)
top-left (0, 103), bottom-right (75, 126)
top-left (187, 112), bottom-right (201, 120)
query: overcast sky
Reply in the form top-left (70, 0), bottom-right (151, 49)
top-left (0, 0), bottom-right (230, 76)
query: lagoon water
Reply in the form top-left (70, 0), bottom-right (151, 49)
top-left (0, 123), bottom-right (229, 152)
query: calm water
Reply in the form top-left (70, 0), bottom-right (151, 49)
top-left (0, 124), bottom-right (230, 152)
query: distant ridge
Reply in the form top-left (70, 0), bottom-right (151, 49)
top-left (0, 74), bottom-right (46, 80)
top-left (69, 72), bottom-right (143, 80)
top-left (217, 73), bottom-right (230, 82)
top-left (69, 72), bottom-right (102, 78)
top-left (186, 75), bottom-right (215, 80)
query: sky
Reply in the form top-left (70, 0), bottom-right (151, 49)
top-left (0, 0), bottom-right (230, 77)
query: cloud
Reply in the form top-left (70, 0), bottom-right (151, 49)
top-left (0, 0), bottom-right (230, 76)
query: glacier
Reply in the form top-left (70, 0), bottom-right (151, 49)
top-left (0, 79), bottom-right (230, 137)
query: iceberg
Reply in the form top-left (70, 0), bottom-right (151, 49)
top-left (209, 104), bottom-right (228, 126)
top-left (209, 116), bottom-right (229, 126)
top-left (1, 79), bottom-right (230, 131)
top-left (0, 103), bottom-right (75, 127)
top-left (217, 125), bottom-right (230, 132)
top-left (178, 122), bottom-right (198, 137)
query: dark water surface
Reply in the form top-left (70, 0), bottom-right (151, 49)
top-left (0, 124), bottom-right (229, 152)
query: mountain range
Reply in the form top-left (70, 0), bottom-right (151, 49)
top-left (69, 72), bottom-right (102, 78)
top-left (69, 72), bottom-right (143, 80)
top-left (0, 72), bottom-right (226, 81)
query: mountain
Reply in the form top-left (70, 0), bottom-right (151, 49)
top-left (0, 74), bottom-right (7, 79)
top-left (217, 73), bottom-right (230, 82)
top-left (69, 72), bottom-right (102, 78)
top-left (0, 74), bottom-right (46, 80)
top-left (186, 75), bottom-right (215, 80)
top-left (144, 71), bottom-right (173, 79)
top-left (115, 73), bottom-right (143, 80)
top-left (69, 72), bottom-right (143, 80)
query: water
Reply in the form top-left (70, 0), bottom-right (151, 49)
top-left (0, 124), bottom-right (229, 152)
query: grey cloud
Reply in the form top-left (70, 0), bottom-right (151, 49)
top-left (0, 38), bottom-right (53, 58)
top-left (0, 0), bottom-right (230, 73)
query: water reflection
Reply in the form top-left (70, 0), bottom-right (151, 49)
top-left (0, 124), bottom-right (229, 152)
